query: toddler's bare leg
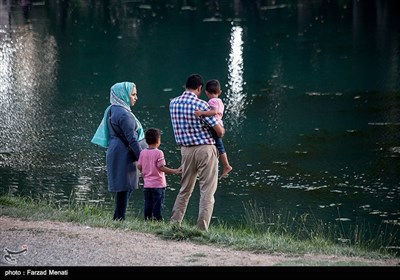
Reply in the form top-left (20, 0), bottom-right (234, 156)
top-left (220, 153), bottom-right (233, 179)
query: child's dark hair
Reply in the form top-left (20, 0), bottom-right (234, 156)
top-left (145, 128), bottom-right (161, 145)
top-left (205, 79), bottom-right (221, 94)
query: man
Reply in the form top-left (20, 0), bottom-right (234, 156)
top-left (169, 74), bottom-right (225, 231)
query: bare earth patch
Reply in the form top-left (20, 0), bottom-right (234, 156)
top-left (0, 216), bottom-right (399, 267)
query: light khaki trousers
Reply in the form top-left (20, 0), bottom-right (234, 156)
top-left (171, 145), bottom-right (218, 231)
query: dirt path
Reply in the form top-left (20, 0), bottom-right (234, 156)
top-left (1, 216), bottom-right (399, 267)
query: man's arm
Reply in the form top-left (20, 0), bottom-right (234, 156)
top-left (213, 123), bottom-right (225, 138)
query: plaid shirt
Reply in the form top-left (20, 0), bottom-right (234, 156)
top-left (170, 91), bottom-right (218, 146)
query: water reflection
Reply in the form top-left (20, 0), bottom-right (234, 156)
top-left (0, 0), bottom-right (399, 248)
top-left (72, 175), bottom-right (106, 204)
top-left (375, 2), bottom-right (399, 92)
top-left (225, 24), bottom-right (246, 132)
top-left (0, 2), bottom-right (58, 191)
top-left (21, 0), bottom-right (31, 21)
top-left (0, 28), bottom-right (58, 154)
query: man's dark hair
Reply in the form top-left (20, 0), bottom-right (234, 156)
top-left (145, 128), bottom-right (161, 145)
top-left (186, 74), bottom-right (204, 90)
top-left (205, 79), bottom-right (221, 94)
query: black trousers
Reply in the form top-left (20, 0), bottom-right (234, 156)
top-left (113, 190), bottom-right (132, 221)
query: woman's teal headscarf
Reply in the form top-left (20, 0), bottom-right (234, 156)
top-left (91, 82), bottom-right (144, 148)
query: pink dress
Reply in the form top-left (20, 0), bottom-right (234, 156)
top-left (208, 97), bottom-right (224, 126)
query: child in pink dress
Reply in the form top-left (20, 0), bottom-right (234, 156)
top-left (195, 79), bottom-right (232, 178)
top-left (138, 128), bottom-right (181, 221)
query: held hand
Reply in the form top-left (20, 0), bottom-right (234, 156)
top-left (194, 109), bottom-right (203, 117)
top-left (175, 167), bottom-right (183, 174)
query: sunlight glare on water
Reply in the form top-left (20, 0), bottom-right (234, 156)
top-left (225, 24), bottom-right (246, 132)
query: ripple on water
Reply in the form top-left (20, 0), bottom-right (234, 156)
top-left (335, 218), bottom-right (351, 221)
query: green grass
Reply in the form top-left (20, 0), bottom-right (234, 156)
top-left (0, 194), bottom-right (398, 265)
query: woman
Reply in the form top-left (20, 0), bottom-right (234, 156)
top-left (91, 82), bottom-right (147, 220)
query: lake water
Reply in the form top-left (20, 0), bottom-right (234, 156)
top-left (1, 0), bottom-right (399, 247)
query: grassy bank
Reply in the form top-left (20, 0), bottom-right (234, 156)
top-left (0, 194), bottom-right (398, 263)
